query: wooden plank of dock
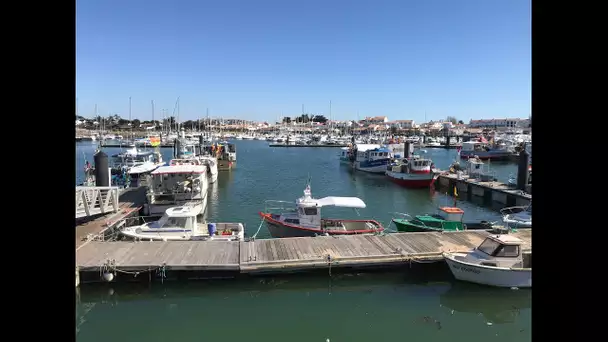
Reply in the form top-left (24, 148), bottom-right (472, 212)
top-left (76, 229), bottom-right (531, 275)
top-left (75, 186), bottom-right (147, 250)
top-left (77, 241), bottom-right (241, 271)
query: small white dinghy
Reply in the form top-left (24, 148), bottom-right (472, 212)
top-left (120, 206), bottom-right (245, 241)
top-left (500, 204), bottom-right (532, 228)
top-left (443, 234), bottom-right (531, 288)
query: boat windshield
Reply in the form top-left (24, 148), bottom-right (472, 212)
top-left (477, 238), bottom-right (501, 256)
top-left (157, 216), bottom-right (189, 228)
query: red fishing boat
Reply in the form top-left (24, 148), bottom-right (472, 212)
top-left (258, 183), bottom-right (384, 238)
top-left (385, 142), bottom-right (438, 188)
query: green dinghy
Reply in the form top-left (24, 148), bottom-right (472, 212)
top-left (392, 207), bottom-right (467, 232)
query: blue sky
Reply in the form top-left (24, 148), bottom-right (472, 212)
top-left (76, 0), bottom-right (530, 123)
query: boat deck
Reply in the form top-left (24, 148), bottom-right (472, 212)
top-left (76, 229), bottom-right (531, 274)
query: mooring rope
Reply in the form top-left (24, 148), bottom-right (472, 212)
top-left (101, 259), bottom-right (167, 280)
top-left (250, 216), bottom-right (266, 240)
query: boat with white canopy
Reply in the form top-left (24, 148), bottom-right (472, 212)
top-left (259, 182), bottom-right (384, 238)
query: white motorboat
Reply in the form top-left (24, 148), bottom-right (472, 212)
top-left (443, 234), bottom-right (531, 288)
top-left (500, 204), bottom-right (532, 228)
top-left (120, 206), bottom-right (245, 241)
top-left (111, 147), bottom-right (165, 176)
top-left (339, 143), bottom-right (394, 173)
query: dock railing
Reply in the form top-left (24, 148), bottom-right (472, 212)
top-left (75, 186), bottom-right (121, 218)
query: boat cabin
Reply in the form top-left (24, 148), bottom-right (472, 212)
top-left (466, 158), bottom-right (493, 181)
top-left (469, 235), bottom-right (530, 268)
top-left (152, 206), bottom-right (197, 231)
top-left (271, 185), bottom-right (367, 229)
top-left (389, 156), bottom-right (432, 174)
top-left (111, 149), bottom-right (160, 169)
top-left (206, 143), bottom-right (236, 161)
top-left (439, 207), bottom-right (464, 222)
top-left (365, 147), bottom-right (391, 161)
top-left (177, 144), bottom-right (197, 157)
top-left (461, 141), bottom-right (490, 153)
top-left (170, 158), bottom-right (202, 166)
top-left (150, 164), bottom-right (208, 199)
top-left (340, 144), bottom-right (383, 162)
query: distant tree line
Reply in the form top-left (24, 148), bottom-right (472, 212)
top-left (281, 114), bottom-right (328, 124)
top-left (76, 114), bottom-right (253, 131)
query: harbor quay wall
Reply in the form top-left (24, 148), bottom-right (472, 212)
top-left (435, 174), bottom-right (531, 207)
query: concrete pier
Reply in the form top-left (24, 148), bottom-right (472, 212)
top-left (436, 173), bottom-right (531, 207)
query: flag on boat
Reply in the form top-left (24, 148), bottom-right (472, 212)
top-left (149, 136), bottom-right (161, 147)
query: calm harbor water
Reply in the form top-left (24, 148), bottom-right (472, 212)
top-left (76, 140), bottom-right (518, 238)
top-left (75, 140), bottom-right (529, 341)
top-left (76, 271), bottom-right (531, 342)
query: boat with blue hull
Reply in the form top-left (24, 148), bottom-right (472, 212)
top-left (340, 143), bottom-right (394, 173)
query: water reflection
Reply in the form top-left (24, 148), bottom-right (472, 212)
top-left (439, 282), bottom-right (531, 324)
top-left (76, 271), bottom-right (530, 342)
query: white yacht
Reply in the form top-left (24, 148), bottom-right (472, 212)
top-left (121, 206), bottom-right (245, 241)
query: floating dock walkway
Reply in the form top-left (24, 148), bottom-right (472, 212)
top-left (76, 229), bottom-right (531, 284)
top-left (436, 173), bottom-right (531, 207)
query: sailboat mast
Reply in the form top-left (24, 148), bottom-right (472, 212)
top-left (177, 97), bottom-right (180, 132)
top-left (151, 100), bottom-right (155, 132)
top-left (329, 100), bottom-right (332, 131)
top-left (129, 96), bottom-right (132, 140)
top-left (94, 104), bottom-right (99, 135)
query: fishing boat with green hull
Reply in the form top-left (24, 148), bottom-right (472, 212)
top-left (392, 207), bottom-right (492, 233)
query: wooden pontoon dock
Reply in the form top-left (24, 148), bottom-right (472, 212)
top-left (76, 229), bottom-right (531, 284)
top-left (76, 186), bottom-right (147, 250)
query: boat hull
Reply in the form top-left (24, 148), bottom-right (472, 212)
top-left (354, 158), bottom-right (391, 174)
top-left (392, 219), bottom-right (479, 232)
top-left (503, 214), bottom-right (532, 228)
top-left (444, 253), bottom-right (532, 288)
top-left (503, 219), bottom-right (532, 228)
top-left (459, 151), bottom-right (512, 161)
top-left (120, 228), bottom-right (197, 241)
top-left (259, 212), bottom-right (383, 238)
top-left (386, 171), bottom-right (435, 188)
top-left (392, 220), bottom-right (439, 232)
